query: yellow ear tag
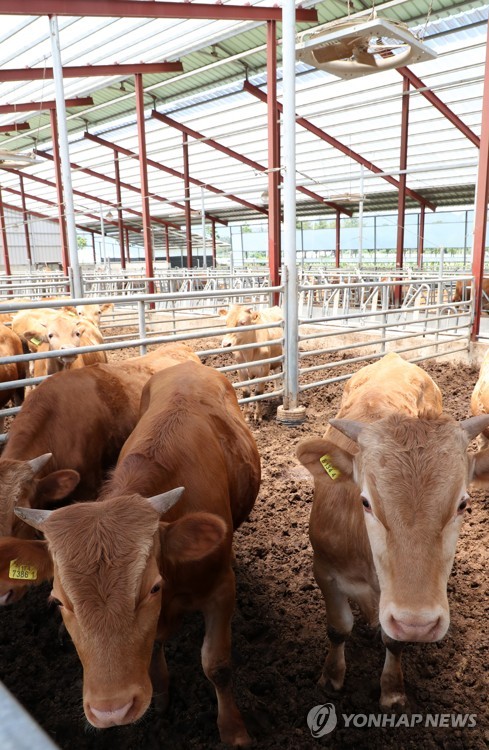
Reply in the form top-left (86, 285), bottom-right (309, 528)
top-left (9, 561), bottom-right (38, 581)
top-left (320, 454), bottom-right (341, 480)
top-left (30, 337), bottom-right (42, 346)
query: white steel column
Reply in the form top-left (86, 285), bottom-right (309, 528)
top-left (277, 0), bottom-right (305, 423)
top-left (49, 15), bottom-right (83, 298)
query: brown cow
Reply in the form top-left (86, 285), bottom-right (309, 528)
top-left (0, 324), bottom-right (26, 427)
top-left (13, 360), bottom-right (260, 745)
top-left (297, 352), bottom-right (489, 709)
top-left (0, 343), bottom-right (200, 604)
top-left (218, 304), bottom-right (283, 421)
top-left (452, 278), bottom-right (489, 309)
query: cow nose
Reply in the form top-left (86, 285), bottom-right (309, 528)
top-left (222, 338), bottom-right (232, 348)
top-left (88, 699), bottom-right (134, 727)
top-left (387, 613), bottom-right (442, 642)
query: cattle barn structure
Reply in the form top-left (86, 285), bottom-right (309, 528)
top-left (0, 0), bottom-right (488, 748)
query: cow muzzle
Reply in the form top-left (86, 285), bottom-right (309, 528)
top-left (382, 605), bottom-right (448, 642)
top-left (85, 691), bottom-right (150, 728)
top-left (221, 337), bottom-right (232, 348)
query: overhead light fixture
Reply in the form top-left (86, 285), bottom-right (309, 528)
top-left (329, 192), bottom-right (365, 203)
top-left (0, 150), bottom-right (42, 169)
top-left (296, 17), bottom-right (437, 79)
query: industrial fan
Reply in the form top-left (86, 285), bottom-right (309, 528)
top-left (296, 17), bottom-right (437, 79)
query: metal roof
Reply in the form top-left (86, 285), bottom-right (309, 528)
top-left (0, 0), bottom-right (487, 252)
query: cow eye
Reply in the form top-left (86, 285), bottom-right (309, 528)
top-left (361, 496), bottom-right (372, 512)
top-left (48, 333), bottom-right (54, 339)
top-left (458, 498), bottom-right (471, 514)
top-left (150, 583), bottom-right (161, 595)
top-left (50, 596), bottom-right (63, 607)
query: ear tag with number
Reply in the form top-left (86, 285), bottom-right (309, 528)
top-left (9, 561), bottom-right (38, 580)
top-left (319, 454), bottom-right (341, 480)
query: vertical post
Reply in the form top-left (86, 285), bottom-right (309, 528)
top-left (49, 108), bottom-right (69, 274)
top-left (0, 186), bottom-right (11, 277)
top-left (165, 225), bottom-right (170, 266)
top-left (19, 175), bottom-right (33, 265)
top-left (358, 165), bottom-right (364, 266)
top-left (267, 20), bottom-right (281, 299)
top-left (395, 76), bottom-right (410, 305)
top-left (335, 210), bottom-right (341, 268)
top-left (125, 227), bottom-right (130, 262)
top-left (49, 16), bottom-right (82, 297)
top-left (91, 232), bottom-right (96, 264)
top-left (211, 219), bottom-right (217, 268)
top-left (200, 186), bottom-right (207, 269)
top-left (100, 206), bottom-right (106, 265)
top-left (471, 21), bottom-right (489, 339)
top-left (417, 204), bottom-right (425, 269)
top-left (134, 72), bottom-right (155, 294)
top-left (113, 153), bottom-right (126, 269)
top-left (463, 209), bottom-right (468, 267)
top-left (276, 0), bottom-right (305, 424)
top-left (182, 133), bottom-right (192, 268)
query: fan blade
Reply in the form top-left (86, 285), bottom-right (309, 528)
top-left (352, 48), bottom-right (378, 66)
top-left (314, 39), bottom-right (357, 64)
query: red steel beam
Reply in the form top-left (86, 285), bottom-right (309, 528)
top-left (0, 2), bottom-right (317, 23)
top-left (0, 97), bottom-right (93, 114)
top-left (0, 186), bottom-right (11, 276)
top-left (164, 225), bottom-right (170, 265)
top-left (182, 133), bottom-right (192, 268)
top-left (0, 197), bottom-right (100, 236)
top-left (0, 122), bottom-right (30, 132)
top-left (471, 23), bottom-right (489, 339)
top-left (398, 67), bottom-right (480, 149)
top-left (151, 110), bottom-right (350, 216)
top-left (50, 109), bottom-right (69, 274)
top-left (134, 73), bottom-right (155, 291)
top-left (18, 175), bottom-right (32, 264)
top-left (244, 81), bottom-right (436, 213)
top-left (6, 166), bottom-right (180, 231)
top-left (211, 219), bottom-right (216, 268)
top-left (84, 131), bottom-right (248, 221)
top-left (35, 148), bottom-right (188, 214)
top-left (113, 152), bottom-right (126, 269)
top-left (0, 62), bottom-right (183, 82)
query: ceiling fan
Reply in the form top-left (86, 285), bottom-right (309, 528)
top-left (296, 17), bottom-right (437, 79)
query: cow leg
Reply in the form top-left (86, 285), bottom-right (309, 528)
top-left (150, 641), bottom-right (170, 712)
top-left (253, 381), bottom-right (264, 423)
top-left (201, 570), bottom-right (250, 746)
top-left (380, 631), bottom-right (408, 709)
top-left (315, 571), bottom-right (353, 690)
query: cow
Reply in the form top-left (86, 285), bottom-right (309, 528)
top-left (75, 302), bottom-right (114, 328)
top-left (296, 352), bottom-right (489, 709)
top-left (470, 346), bottom-right (489, 447)
top-left (0, 343), bottom-right (200, 605)
top-left (0, 325), bottom-right (27, 430)
top-left (452, 278), bottom-right (489, 309)
top-left (13, 360), bottom-right (260, 745)
top-left (218, 304), bottom-right (283, 421)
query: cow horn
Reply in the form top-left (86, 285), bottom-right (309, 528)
top-left (148, 487), bottom-right (185, 516)
top-left (27, 453), bottom-right (53, 475)
top-left (460, 414), bottom-right (489, 440)
top-left (14, 507), bottom-right (53, 530)
top-left (329, 418), bottom-right (364, 443)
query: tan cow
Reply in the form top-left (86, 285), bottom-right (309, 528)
top-left (0, 343), bottom-right (200, 605)
top-left (297, 352), bottom-right (489, 709)
top-left (75, 302), bottom-right (114, 328)
top-left (13, 360), bottom-right (260, 745)
top-left (452, 278), bottom-right (489, 310)
top-left (218, 304), bottom-right (283, 421)
top-left (0, 325), bottom-right (26, 428)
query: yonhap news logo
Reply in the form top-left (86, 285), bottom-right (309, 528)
top-left (307, 704), bottom-right (477, 737)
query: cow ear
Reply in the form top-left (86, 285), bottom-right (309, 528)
top-left (101, 303), bottom-right (114, 314)
top-left (36, 469), bottom-right (81, 503)
top-left (23, 329), bottom-right (48, 345)
top-left (0, 538), bottom-right (53, 587)
top-left (218, 308), bottom-right (228, 317)
top-left (296, 438), bottom-right (354, 481)
top-left (250, 311), bottom-right (260, 323)
top-left (159, 512), bottom-right (227, 564)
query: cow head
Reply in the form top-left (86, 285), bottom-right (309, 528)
top-left (219, 305), bottom-right (258, 348)
top-left (76, 303), bottom-right (113, 328)
top-left (0, 454), bottom-right (80, 604)
top-left (23, 314), bottom-right (85, 365)
top-left (298, 414), bottom-right (489, 644)
top-left (14, 488), bottom-right (228, 728)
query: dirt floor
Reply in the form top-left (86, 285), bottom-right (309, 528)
top-left (0, 344), bottom-right (487, 750)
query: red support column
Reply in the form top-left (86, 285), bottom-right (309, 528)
top-left (19, 174), bottom-right (33, 265)
top-left (0, 186), bottom-right (12, 277)
top-left (211, 219), bottom-right (217, 268)
top-left (267, 20), bottom-right (281, 297)
top-left (417, 205), bottom-right (425, 269)
top-left (471, 22), bottom-right (489, 339)
top-left (113, 153), bottom-right (126, 269)
top-left (182, 132), bottom-right (192, 268)
top-left (134, 73), bottom-right (154, 293)
top-left (335, 210), bottom-right (341, 268)
top-left (165, 225), bottom-right (170, 266)
top-left (50, 108), bottom-right (69, 274)
top-left (125, 228), bottom-right (130, 262)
